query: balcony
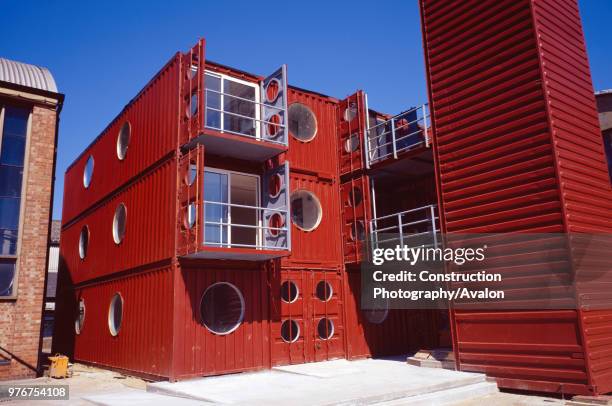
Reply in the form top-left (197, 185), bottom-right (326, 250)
top-left (184, 164), bottom-right (290, 261)
top-left (193, 66), bottom-right (288, 162)
top-left (366, 104), bottom-right (432, 173)
top-left (369, 204), bottom-right (439, 251)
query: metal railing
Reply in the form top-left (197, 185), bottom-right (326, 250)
top-left (366, 104), bottom-right (430, 165)
top-left (203, 200), bottom-right (289, 250)
top-left (204, 88), bottom-right (287, 145)
top-left (369, 204), bottom-right (439, 250)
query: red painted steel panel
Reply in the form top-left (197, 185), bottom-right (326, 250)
top-left (420, 0), bottom-right (612, 395)
top-left (282, 172), bottom-right (343, 268)
top-left (286, 88), bottom-right (339, 177)
top-left (62, 55), bottom-right (182, 225)
top-left (337, 91), bottom-right (367, 176)
top-left (343, 270), bottom-right (439, 360)
top-left (340, 176), bottom-right (372, 264)
top-left (60, 158), bottom-right (177, 284)
top-left (71, 265), bottom-right (174, 379)
top-left (271, 268), bottom-right (345, 365)
top-left (171, 260), bottom-right (270, 379)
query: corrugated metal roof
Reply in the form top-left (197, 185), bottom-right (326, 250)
top-left (0, 57), bottom-right (58, 93)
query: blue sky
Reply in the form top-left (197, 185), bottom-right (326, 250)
top-left (1, 0), bottom-right (611, 219)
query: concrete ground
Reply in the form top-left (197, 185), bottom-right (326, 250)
top-left (0, 360), bottom-right (578, 405)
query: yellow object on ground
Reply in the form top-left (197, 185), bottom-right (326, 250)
top-left (48, 354), bottom-right (69, 378)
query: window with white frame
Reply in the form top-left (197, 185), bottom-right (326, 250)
top-left (0, 105), bottom-right (30, 297)
top-left (203, 168), bottom-right (261, 248)
top-left (204, 71), bottom-right (261, 139)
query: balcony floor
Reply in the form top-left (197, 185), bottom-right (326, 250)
top-left (182, 246), bottom-right (289, 261)
top-left (190, 128), bottom-right (287, 161)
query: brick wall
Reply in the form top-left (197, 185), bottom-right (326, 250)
top-left (0, 104), bottom-right (57, 379)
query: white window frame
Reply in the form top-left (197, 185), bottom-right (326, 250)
top-left (204, 70), bottom-right (261, 140)
top-left (203, 167), bottom-right (262, 248)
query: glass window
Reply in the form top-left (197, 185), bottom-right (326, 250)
top-left (290, 190), bottom-right (322, 232)
top-left (116, 122), bottom-right (130, 160)
top-left (113, 204), bottom-right (126, 244)
top-left (75, 299), bottom-right (86, 334)
top-left (0, 106), bottom-right (29, 290)
top-left (280, 280), bottom-right (299, 303)
top-left (108, 293), bottom-right (123, 336)
top-left (204, 169), bottom-right (259, 248)
top-left (288, 103), bottom-right (317, 142)
top-left (205, 72), bottom-right (259, 138)
top-left (83, 156), bottom-right (94, 188)
top-left (200, 282), bottom-right (244, 335)
top-left (281, 319), bottom-right (300, 343)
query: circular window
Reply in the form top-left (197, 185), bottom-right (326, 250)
top-left (108, 293), bottom-right (123, 336)
top-left (200, 282), bottom-right (244, 335)
top-left (113, 203), bottom-right (127, 244)
top-left (189, 92), bottom-right (198, 117)
top-left (267, 113), bottom-right (283, 138)
top-left (288, 103), bottom-right (317, 142)
top-left (317, 318), bottom-right (334, 340)
top-left (186, 163), bottom-right (197, 186)
top-left (290, 190), bottom-right (322, 232)
top-left (316, 280), bottom-right (333, 302)
top-left (75, 298), bottom-right (86, 335)
top-left (268, 173), bottom-right (283, 199)
top-left (344, 133), bottom-right (359, 153)
top-left (280, 281), bottom-right (299, 303)
top-left (79, 225), bottom-right (89, 259)
top-left (186, 203), bottom-right (196, 229)
top-left (83, 156), bottom-right (94, 188)
top-left (281, 319), bottom-right (300, 343)
top-left (363, 301), bottom-right (389, 324)
top-left (344, 103), bottom-right (357, 122)
top-left (350, 221), bottom-right (366, 242)
top-left (265, 78), bottom-right (281, 103)
top-left (116, 122), bottom-right (131, 161)
top-left (268, 213), bottom-right (284, 237)
top-left (348, 187), bottom-right (363, 207)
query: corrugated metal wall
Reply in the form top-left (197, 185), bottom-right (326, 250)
top-left (62, 55), bottom-right (181, 225)
top-left (420, 0), bottom-right (611, 395)
top-left (171, 260), bottom-right (270, 379)
top-left (72, 264), bottom-right (174, 379)
top-left (60, 158), bottom-right (177, 284)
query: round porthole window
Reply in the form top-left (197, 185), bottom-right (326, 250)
top-left (267, 113), bottom-right (283, 138)
top-left (348, 187), bottom-right (363, 207)
top-left (317, 318), bottom-right (334, 340)
top-left (186, 163), bottom-right (197, 186)
top-left (350, 221), bottom-right (366, 242)
top-left (280, 280), bottom-right (299, 303)
top-left (344, 103), bottom-right (357, 122)
top-left (186, 203), bottom-right (196, 229)
top-left (265, 78), bottom-right (281, 103)
top-left (200, 282), bottom-right (244, 335)
top-left (116, 122), bottom-right (131, 161)
top-left (363, 300), bottom-right (389, 325)
top-left (113, 203), bottom-right (127, 244)
top-left (281, 319), bottom-right (300, 343)
top-left (288, 103), bottom-right (317, 142)
top-left (79, 225), bottom-right (89, 259)
top-left (75, 298), bottom-right (86, 335)
top-left (108, 293), bottom-right (123, 336)
top-left (344, 133), bottom-right (359, 153)
top-left (290, 190), bottom-right (322, 232)
top-left (189, 92), bottom-right (198, 117)
top-left (315, 280), bottom-right (333, 302)
top-left (268, 213), bottom-right (284, 237)
top-left (268, 173), bottom-right (283, 199)
top-left (83, 156), bottom-right (94, 188)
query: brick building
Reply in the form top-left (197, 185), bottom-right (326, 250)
top-left (0, 58), bottom-right (63, 379)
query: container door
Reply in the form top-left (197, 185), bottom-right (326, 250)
top-left (309, 270), bottom-right (345, 362)
top-left (262, 162), bottom-right (290, 251)
top-left (337, 91), bottom-right (368, 175)
top-left (177, 145), bottom-right (204, 256)
top-left (260, 65), bottom-right (288, 146)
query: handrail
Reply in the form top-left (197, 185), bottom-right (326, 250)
top-left (203, 200), bottom-right (289, 251)
top-left (369, 204), bottom-right (439, 250)
top-left (367, 104), bottom-right (430, 164)
top-left (204, 88), bottom-right (288, 146)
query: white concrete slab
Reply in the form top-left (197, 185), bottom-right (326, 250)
top-left (374, 381), bottom-right (499, 405)
top-left (147, 358), bottom-right (492, 406)
top-left (83, 389), bottom-right (206, 406)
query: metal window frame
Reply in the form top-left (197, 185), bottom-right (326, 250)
top-left (0, 104), bottom-right (33, 300)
